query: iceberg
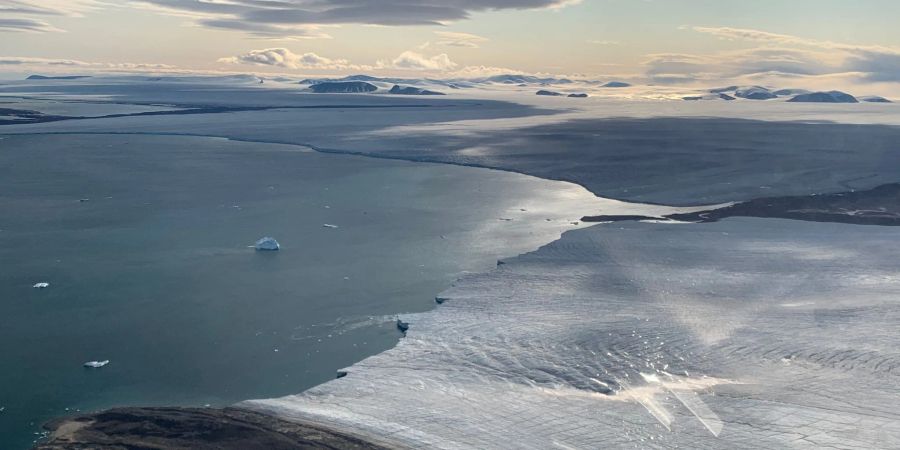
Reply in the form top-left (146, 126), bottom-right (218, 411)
top-left (254, 237), bottom-right (280, 251)
top-left (83, 360), bottom-right (109, 368)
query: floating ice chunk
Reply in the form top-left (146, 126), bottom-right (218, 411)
top-left (83, 360), bottom-right (109, 368)
top-left (254, 237), bottom-right (280, 251)
top-left (322, 224), bottom-right (339, 229)
top-left (32, 282), bottom-right (49, 289)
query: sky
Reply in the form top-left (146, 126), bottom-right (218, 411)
top-left (2, 0), bottom-right (900, 90)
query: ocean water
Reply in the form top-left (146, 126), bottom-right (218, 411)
top-left (0, 133), bottom-right (615, 449)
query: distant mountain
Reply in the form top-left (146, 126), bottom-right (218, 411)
top-left (859, 95), bottom-right (892, 103)
top-left (567, 93), bottom-right (589, 98)
top-left (301, 75), bottom-right (415, 85)
top-left (388, 85), bottom-right (445, 95)
top-left (536, 90), bottom-right (564, 96)
top-left (709, 85), bottom-right (738, 93)
top-left (308, 81), bottom-right (378, 93)
top-left (26, 75), bottom-right (90, 80)
top-left (734, 86), bottom-right (777, 100)
top-left (600, 81), bottom-right (631, 88)
top-left (787, 91), bottom-right (858, 103)
top-left (484, 74), bottom-right (574, 85)
top-left (683, 93), bottom-right (735, 101)
top-left (773, 88), bottom-right (811, 96)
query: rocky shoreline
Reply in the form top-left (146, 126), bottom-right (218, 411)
top-left (36, 407), bottom-right (394, 449)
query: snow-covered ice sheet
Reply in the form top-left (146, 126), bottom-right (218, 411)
top-left (246, 218), bottom-right (900, 448)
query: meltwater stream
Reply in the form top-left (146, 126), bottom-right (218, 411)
top-left (0, 133), bottom-right (707, 449)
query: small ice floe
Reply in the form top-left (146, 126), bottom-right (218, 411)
top-left (322, 224), bottom-right (339, 229)
top-left (83, 360), bottom-right (109, 368)
top-left (32, 282), bottom-right (50, 289)
top-left (254, 236), bottom-right (280, 251)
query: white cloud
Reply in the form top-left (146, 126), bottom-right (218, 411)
top-left (218, 47), bottom-right (364, 70)
top-left (435, 31), bottom-right (488, 48)
top-left (378, 51), bottom-right (457, 71)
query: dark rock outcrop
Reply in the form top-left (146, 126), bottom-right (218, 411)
top-left (860, 95), bottom-right (892, 103)
top-left (536, 90), bottom-right (564, 96)
top-left (36, 407), bottom-right (390, 450)
top-left (787, 91), bottom-right (858, 103)
top-left (308, 81), bottom-right (378, 93)
top-left (388, 85), bottom-right (445, 95)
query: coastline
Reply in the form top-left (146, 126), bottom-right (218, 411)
top-left (37, 406), bottom-right (397, 450)
top-left (7, 87), bottom-right (897, 447)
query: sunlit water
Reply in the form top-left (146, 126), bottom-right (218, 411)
top-left (0, 133), bottom-right (704, 448)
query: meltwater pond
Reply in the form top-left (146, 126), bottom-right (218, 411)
top-left (0, 133), bottom-right (702, 448)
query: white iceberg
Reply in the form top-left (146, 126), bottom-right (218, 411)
top-left (83, 360), bottom-right (109, 368)
top-left (254, 237), bottom-right (280, 251)
top-left (32, 282), bottom-right (49, 289)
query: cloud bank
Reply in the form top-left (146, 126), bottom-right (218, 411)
top-left (130, 0), bottom-right (578, 38)
top-left (645, 26), bottom-right (900, 86)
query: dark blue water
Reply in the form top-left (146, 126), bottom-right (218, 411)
top-left (0, 133), bottom-right (598, 448)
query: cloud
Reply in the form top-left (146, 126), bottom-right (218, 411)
top-left (218, 47), bottom-right (363, 70)
top-left (0, 17), bottom-right (64, 33)
top-left (0, 1), bottom-right (101, 33)
top-left (0, 56), bottom-right (176, 71)
top-left (435, 31), bottom-right (488, 48)
top-left (378, 51), bottom-right (457, 71)
top-left (643, 26), bottom-right (900, 86)
top-left (129, 0), bottom-right (580, 38)
top-left (197, 20), bottom-right (332, 40)
top-left (587, 40), bottom-right (620, 45)
top-left (691, 26), bottom-right (900, 54)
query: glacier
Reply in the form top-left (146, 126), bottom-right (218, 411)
top-left (245, 218), bottom-right (900, 448)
